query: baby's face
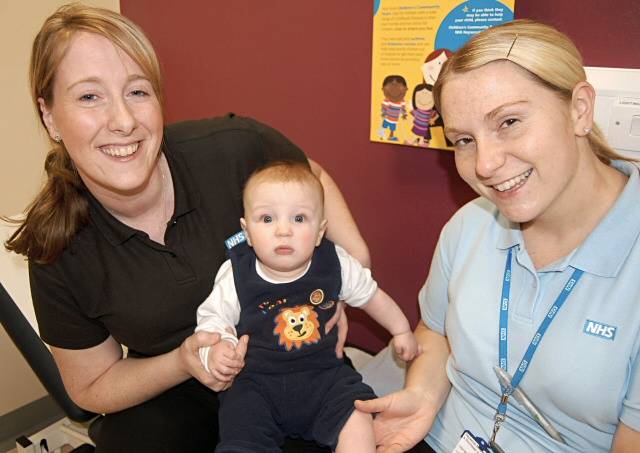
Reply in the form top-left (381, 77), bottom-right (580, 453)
top-left (241, 180), bottom-right (326, 280)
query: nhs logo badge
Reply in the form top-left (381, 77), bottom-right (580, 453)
top-left (583, 319), bottom-right (617, 341)
top-left (225, 231), bottom-right (246, 250)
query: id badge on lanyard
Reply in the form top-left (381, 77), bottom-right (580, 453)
top-left (452, 430), bottom-right (492, 452)
top-left (454, 247), bottom-right (582, 452)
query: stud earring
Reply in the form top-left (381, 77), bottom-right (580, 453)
top-left (54, 134), bottom-right (61, 143)
top-left (583, 127), bottom-right (591, 134)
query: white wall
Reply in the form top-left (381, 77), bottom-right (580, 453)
top-left (0, 0), bottom-right (120, 418)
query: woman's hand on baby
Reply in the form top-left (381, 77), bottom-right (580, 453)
top-left (178, 330), bottom-right (223, 382)
top-left (392, 331), bottom-right (421, 361)
top-left (355, 387), bottom-right (437, 453)
top-left (178, 331), bottom-right (247, 391)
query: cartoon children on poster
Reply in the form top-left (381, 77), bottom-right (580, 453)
top-left (377, 53), bottom-right (450, 147)
top-left (379, 75), bottom-right (409, 141)
top-left (370, 0), bottom-right (516, 150)
top-left (407, 83), bottom-right (438, 147)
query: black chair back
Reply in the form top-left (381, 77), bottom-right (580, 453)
top-left (0, 282), bottom-right (96, 423)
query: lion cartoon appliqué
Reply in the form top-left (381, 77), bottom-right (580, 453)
top-left (273, 305), bottom-right (321, 351)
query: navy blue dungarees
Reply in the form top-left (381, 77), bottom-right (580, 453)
top-left (216, 237), bottom-right (376, 453)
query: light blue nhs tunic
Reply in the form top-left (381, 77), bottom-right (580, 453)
top-left (421, 161), bottom-right (640, 452)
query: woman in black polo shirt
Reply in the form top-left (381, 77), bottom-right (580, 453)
top-left (5, 4), bottom-right (369, 451)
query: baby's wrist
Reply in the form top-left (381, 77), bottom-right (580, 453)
top-left (219, 331), bottom-right (239, 346)
top-left (213, 337), bottom-right (237, 348)
top-left (392, 329), bottom-right (412, 338)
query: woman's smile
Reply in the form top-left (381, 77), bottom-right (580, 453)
top-left (99, 141), bottom-right (140, 158)
top-left (492, 168), bottom-right (533, 192)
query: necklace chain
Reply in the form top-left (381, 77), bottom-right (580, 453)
top-left (158, 157), bottom-right (168, 233)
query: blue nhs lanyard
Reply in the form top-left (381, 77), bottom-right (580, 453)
top-left (492, 247), bottom-right (584, 439)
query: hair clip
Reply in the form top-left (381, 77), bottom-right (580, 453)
top-left (506, 34), bottom-right (519, 59)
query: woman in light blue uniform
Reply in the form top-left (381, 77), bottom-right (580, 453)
top-left (357, 20), bottom-right (640, 452)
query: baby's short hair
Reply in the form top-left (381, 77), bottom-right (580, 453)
top-left (243, 160), bottom-right (324, 206)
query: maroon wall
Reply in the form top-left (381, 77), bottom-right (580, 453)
top-left (122, 0), bottom-right (640, 352)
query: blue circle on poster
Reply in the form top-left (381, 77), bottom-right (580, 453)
top-left (435, 0), bottom-right (514, 52)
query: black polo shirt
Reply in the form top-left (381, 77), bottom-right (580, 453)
top-left (30, 114), bottom-right (306, 357)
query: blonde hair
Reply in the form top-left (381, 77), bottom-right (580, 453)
top-left (243, 161), bottom-right (324, 209)
top-left (5, 3), bottom-right (164, 263)
top-left (433, 19), bottom-right (627, 164)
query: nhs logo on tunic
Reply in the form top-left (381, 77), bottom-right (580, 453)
top-left (583, 319), bottom-right (617, 341)
top-left (225, 231), bottom-right (246, 249)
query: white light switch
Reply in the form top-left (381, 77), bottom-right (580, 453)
top-left (631, 116), bottom-right (640, 137)
top-left (585, 67), bottom-right (640, 156)
top-left (607, 98), bottom-right (640, 152)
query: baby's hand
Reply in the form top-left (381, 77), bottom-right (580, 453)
top-left (392, 331), bottom-right (420, 361)
top-left (207, 339), bottom-right (244, 384)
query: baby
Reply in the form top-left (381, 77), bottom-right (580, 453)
top-left (196, 160), bottom-right (418, 452)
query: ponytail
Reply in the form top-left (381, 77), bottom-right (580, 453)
top-left (4, 143), bottom-right (88, 264)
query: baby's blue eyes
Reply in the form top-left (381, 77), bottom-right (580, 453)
top-left (259, 215), bottom-right (306, 223)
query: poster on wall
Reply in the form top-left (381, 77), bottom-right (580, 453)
top-left (370, 0), bottom-right (515, 150)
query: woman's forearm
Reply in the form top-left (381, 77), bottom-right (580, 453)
top-left (309, 159), bottom-right (371, 268)
top-left (86, 351), bottom-right (190, 413)
top-left (52, 332), bottom-right (216, 414)
top-left (405, 320), bottom-right (452, 409)
top-left (52, 342), bottom-right (189, 413)
top-left (611, 423), bottom-right (640, 453)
